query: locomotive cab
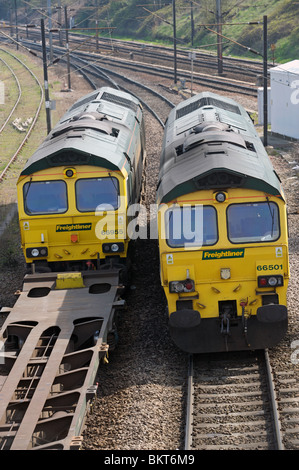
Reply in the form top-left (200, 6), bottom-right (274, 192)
top-left (158, 189), bottom-right (289, 353)
top-left (157, 91), bottom-right (289, 353)
top-left (17, 87), bottom-right (145, 275)
top-left (18, 166), bottom-right (128, 272)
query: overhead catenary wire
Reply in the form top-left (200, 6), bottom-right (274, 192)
top-left (203, 24), bottom-right (263, 57)
top-left (0, 28), bottom-right (37, 56)
top-left (198, 21), bottom-right (263, 26)
top-left (203, 16), bottom-right (269, 144)
top-left (3, 9), bottom-right (299, 98)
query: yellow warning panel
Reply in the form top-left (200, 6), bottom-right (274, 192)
top-left (55, 272), bottom-right (85, 289)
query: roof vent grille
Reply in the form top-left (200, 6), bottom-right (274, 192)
top-left (101, 92), bottom-right (138, 112)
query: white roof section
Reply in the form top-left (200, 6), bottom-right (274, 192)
top-left (270, 60), bottom-right (299, 75)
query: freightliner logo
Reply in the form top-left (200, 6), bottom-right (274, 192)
top-left (56, 223), bottom-right (92, 232)
top-left (202, 249), bottom-right (245, 260)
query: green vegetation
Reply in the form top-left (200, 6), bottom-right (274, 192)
top-left (0, 47), bottom-right (65, 223)
top-left (1, 0), bottom-right (296, 63)
top-left (74, 0), bottom-right (299, 64)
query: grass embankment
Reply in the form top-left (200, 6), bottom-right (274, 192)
top-left (72, 0), bottom-right (299, 64)
top-left (0, 46), bottom-right (66, 223)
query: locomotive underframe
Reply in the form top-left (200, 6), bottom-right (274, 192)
top-left (169, 303), bottom-right (288, 353)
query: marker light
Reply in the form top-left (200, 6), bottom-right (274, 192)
top-left (259, 277), bottom-right (268, 287)
top-left (185, 281), bottom-right (194, 290)
top-left (258, 275), bottom-right (283, 288)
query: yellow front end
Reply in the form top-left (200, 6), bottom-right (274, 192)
top-left (158, 188), bottom-right (289, 353)
top-left (17, 165), bottom-right (129, 270)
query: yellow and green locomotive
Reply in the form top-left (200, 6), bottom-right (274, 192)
top-left (17, 87), bottom-right (145, 275)
top-left (157, 91), bottom-right (289, 353)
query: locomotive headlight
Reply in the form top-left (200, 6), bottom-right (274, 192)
top-left (268, 276), bottom-right (278, 286)
top-left (215, 191), bottom-right (227, 203)
top-left (64, 167), bottom-right (76, 178)
top-left (102, 243), bottom-right (124, 253)
top-left (26, 247), bottom-right (48, 258)
top-left (174, 282), bottom-right (184, 293)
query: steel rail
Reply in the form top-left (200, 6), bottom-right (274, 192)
top-left (264, 349), bottom-right (285, 450)
top-left (17, 38), bottom-right (257, 97)
top-left (184, 354), bottom-right (194, 450)
top-left (68, 54), bottom-right (174, 127)
top-left (0, 53), bottom-right (22, 134)
top-left (51, 32), bottom-right (260, 79)
top-left (33, 44), bottom-right (170, 128)
top-left (188, 351), bottom-right (285, 450)
top-left (0, 48), bottom-right (44, 182)
top-left (12, 39), bottom-right (174, 128)
top-left (69, 49), bottom-right (258, 97)
top-left (0, 53), bottom-right (171, 450)
top-left (49, 30), bottom-right (270, 74)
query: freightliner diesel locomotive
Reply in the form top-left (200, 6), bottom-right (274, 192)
top-left (17, 87), bottom-right (145, 277)
top-left (157, 91), bottom-right (289, 353)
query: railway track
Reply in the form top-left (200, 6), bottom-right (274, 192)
top-left (75, 51), bottom-right (258, 97)
top-left (23, 27), bottom-right (267, 81)
top-left (185, 350), bottom-right (299, 450)
top-left (0, 54), bottom-right (22, 134)
top-left (68, 54), bottom-right (175, 126)
top-left (270, 349), bottom-right (299, 450)
top-left (4, 38), bottom-right (177, 125)
top-left (53, 33), bottom-right (262, 82)
top-left (0, 34), bottom-right (297, 452)
top-left (14, 36), bottom-right (258, 98)
top-left (0, 48), bottom-right (43, 183)
top-left (82, 34), bottom-right (267, 72)
top-left (0, 48), bottom-right (174, 450)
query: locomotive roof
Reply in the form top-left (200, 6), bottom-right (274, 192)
top-left (20, 87), bottom-right (143, 176)
top-left (156, 91), bottom-right (284, 204)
